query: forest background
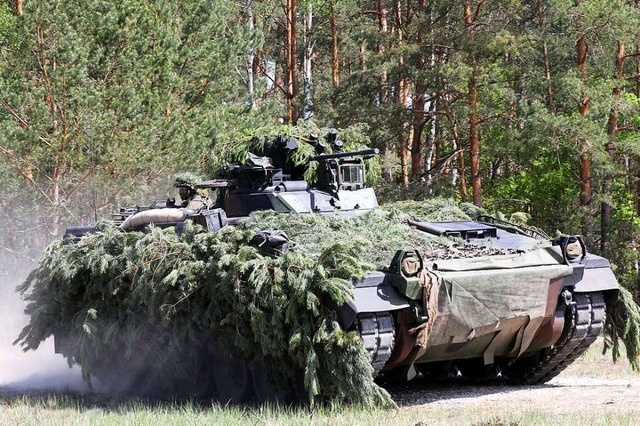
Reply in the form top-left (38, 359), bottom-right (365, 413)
top-left (1, 0), bottom-right (640, 297)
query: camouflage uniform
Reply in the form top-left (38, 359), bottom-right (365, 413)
top-left (184, 194), bottom-right (205, 210)
top-left (173, 172), bottom-right (206, 210)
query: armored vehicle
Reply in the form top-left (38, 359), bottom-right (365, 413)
top-left (59, 129), bottom-right (618, 402)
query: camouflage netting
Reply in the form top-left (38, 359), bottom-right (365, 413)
top-left (14, 199), bottom-right (640, 407)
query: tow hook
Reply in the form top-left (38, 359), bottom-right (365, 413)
top-left (560, 289), bottom-right (574, 306)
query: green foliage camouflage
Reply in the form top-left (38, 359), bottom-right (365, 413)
top-left (239, 199), bottom-right (501, 268)
top-left (15, 199), bottom-right (640, 407)
top-left (14, 200), bottom-right (474, 407)
top-left (206, 122), bottom-right (382, 185)
top-left (173, 172), bottom-right (201, 189)
top-left (16, 220), bottom-right (391, 407)
top-left (603, 286), bottom-right (640, 371)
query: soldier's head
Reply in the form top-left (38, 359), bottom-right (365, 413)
top-left (173, 172), bottom-right (200, 200)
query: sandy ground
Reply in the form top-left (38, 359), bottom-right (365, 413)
top-left (389, 376), bottom-right (640, 414)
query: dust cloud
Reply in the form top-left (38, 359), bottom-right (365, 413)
top-left (0, 253), bottom-right (88, 392)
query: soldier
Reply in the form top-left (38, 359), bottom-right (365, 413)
top-left (173, 172), bottom-right (206, 210)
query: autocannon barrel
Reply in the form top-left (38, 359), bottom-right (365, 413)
top-left (310, 148), bottom-right (379, 162)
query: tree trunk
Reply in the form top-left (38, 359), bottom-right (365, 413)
top-left (246, 0), bottom-right (256, 109)
top-left (637, 44), bottom-right (640, 102)
top-left (398, 90), bottom-right (410, 189)
top-left (331, 2), bottom-right (339, 90)
top-left (377, 2), bottom-right (393, 181)
top-left (635, 43), bottom-right (640, 218)
top-left (377, 2), bottom-right (388, 107)
top-left (432, 113), bottom-right (442, 189)
top-left (410, 118), bottom-right (424, 178)
top-left (424, 99), bottom-right (436, 188)
top-left (465, 2), bottom-right (482, 207)
top-left (302, 3), bottom-right (314, 120)
top-left (458, 144), bottom-right (468, 202)
top-left (635, 92), bottom-right (640, 301)
top-left (468, 80), bottom-right (481, 206)
top-left (15, 0), bottom-right (23, 16)
top-left (410, 0), bottom-right (428, 179)
top-left (395, 1), bottom-right (409, 188)
top-left (575, 1), bottom-right (592, 241)
top-left (601, 41), bottom-right (624, 256)
top-left (286, 0), bottom-right (299, 124)
top-left (537, 0), bottom-right (555, 113)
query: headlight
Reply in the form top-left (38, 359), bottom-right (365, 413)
top-left (565, 238), bottom-right (584, 260)
top-left (401, 255), bottom-right (421, 276)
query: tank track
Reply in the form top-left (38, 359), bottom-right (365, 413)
top-left (508, 291), bottom-right (606, 384)
top-left (356, 312), bottom-right (395, 375)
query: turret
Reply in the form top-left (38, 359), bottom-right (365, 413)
top-left (207, 129), bottom-right (380, 217)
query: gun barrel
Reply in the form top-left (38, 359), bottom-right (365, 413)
top-left (310, 148), bottom-right (379, 162)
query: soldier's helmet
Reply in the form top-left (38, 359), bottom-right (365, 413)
top-left (173, 172), bottom-right (200, 190)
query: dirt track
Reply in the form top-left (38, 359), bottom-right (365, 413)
top-left (389, 376), bottom-right (640, 414)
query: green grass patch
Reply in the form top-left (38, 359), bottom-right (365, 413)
top-left (1, 392), bottom-right (640, 426)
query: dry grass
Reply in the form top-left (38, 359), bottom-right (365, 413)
top-left (561, 338), bottom-right (637, 378)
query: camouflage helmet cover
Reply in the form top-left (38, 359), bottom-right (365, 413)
top-left (173, 172), bottom-right (200, 190)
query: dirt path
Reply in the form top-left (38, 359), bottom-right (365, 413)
top-left (389, 376), bottom-right (640, 415)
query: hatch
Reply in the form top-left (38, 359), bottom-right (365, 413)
top-left (409, 221), bottom-right (498, 240)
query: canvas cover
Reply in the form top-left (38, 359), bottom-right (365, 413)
top-left (420, 247), bottom-right (572, 362)
top-left (245, 152), bottom-right (274, 168)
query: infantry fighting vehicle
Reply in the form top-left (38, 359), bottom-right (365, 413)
top-left (61, 129), bottom-right (618, 402)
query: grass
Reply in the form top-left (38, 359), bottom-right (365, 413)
top-left (0, 396), bottom-right (410, 426)
top-left (561, 338), bottom-right (638, 379)
top-left (419, 410), bottom-right (640, 426)
top-left (1, 339), bottom-right (639, 426)
top-left (2, 397), bottom-right (639, 426)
